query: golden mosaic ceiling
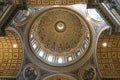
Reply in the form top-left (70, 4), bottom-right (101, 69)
top-left (29, 7), bottom-right (92, 66)
top-left (0, 31), bottom-right (22, 77)
top-left (97, 30), bottom-right (120, 77)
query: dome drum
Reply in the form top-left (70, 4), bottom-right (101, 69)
top-left (24, 7), bottom-right (94, 72)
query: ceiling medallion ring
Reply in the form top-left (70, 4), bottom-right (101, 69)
top-left (55, 21), bottom-right (66, 33)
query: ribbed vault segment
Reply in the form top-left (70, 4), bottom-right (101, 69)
top-left (0, 31), bottom-right (22, 77)
top-left (97, 30), bottom-right (120, 77)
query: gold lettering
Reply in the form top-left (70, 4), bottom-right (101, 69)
top-left (42, 0), bottom-right (50, 5)
top-left (68, 0), bottom-right (75, 4)
top-left (37, 0), bottom-right (42, 5)
top-left (75, 0), bottom-right (81, 4)
top-left (27, 0), bottom-right (36, 5)
top-left (62, 0), bottom-right (67, 4)
top-left (55, 0), bottom-right (62, 5)
top-left (50, 0), bottom-right (55, 5)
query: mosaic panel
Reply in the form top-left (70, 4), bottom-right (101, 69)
top-left (97, 30), bottom-right (120, 77)
top-left (0, 31), bottom-right (22, 77)
top-left (26, 0), bottom-right (85, 5)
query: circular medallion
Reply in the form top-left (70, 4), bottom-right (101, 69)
top-left (23, 64), bottom-right (39, 80)
top-left (80, 66), bottom-right (96, 80)
top-left (29, 7), bottom-right (92, 66)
